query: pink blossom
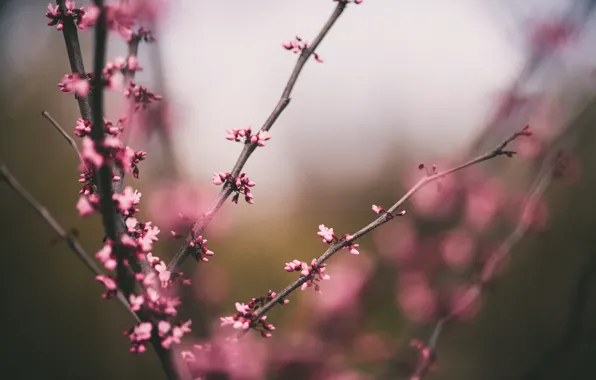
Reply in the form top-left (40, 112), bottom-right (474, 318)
top-left (95, 275), bottom-right (117, 299)
top-left (113, 186), bottom-right (141, 216)
top-left (284, 259), bottom-right (302, 272)
top-left (189, 235), bottom-right (214, 262)
top-left (45, 1), bottom-right (87, 31)
top-left (96, 241), bottom-right (117, 271)
top-left (155, 261), bottom-right (171, 288)
top-left (212, 172), bottom-right (228, 185)
top-left (250, 131), bottom-right (271, 147)
top-left (81, 137), bottom-right (104, 168)
top-left (128, 322), bottom-right (153, 353)
top-left (281, 35), bottom-right (325, 63)
top-left (344, 234), bottom-right (360, 255)
top-left (220, 291), bottom-right (279, 337)
top-left (79, 4), bottom-right (99, 29)
top-left (129, 294), bottom-right (145, 311)
top-left (372, 204), bottom-right (383, 214)
top-left (317, 224), bottom-right (335, 243)
top-left (124, 81), bottom-right (163, 110)
top-left (76, 194), bottom-right (98, 216)
top-left (58, 73), bottom-right (90, 97)
top-left (296, 259), bottom-right (330, 294)
top-left (136, 223), bottom-right (160, 253)
top-left (74, 118), bottom-right (92, 137)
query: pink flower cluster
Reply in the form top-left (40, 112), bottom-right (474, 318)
top-left (127, 319), bottom-right (192, 353)
top-left (371, 204), bottom-right (406, 217)
top-left (220, 290), bottom-right (284, 337)
top-left (317, 224), bottom-right (360, 255)
top-left (212, 172), bottom-right (256, 204)
top-left (124, 81), bottom-right (163, 110)
top-left (45, 1), bottom-right (96, 31)
top-left (58, 73), bottom-right (91, 98)
top-left (226, 127), bottom-right (271, 147)
top-left (284, 258), bottom-right (330, 294)
top-left (187, 234), bottom-right (215, 262)
top-left (282, 35), bottom-right (324, 63)
top-left (103, 56), bottom-right (143, 90)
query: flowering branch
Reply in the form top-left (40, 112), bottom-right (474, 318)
top-left (403, 113), bottom-right (591, 379)
top-left (236, 126), bottom-right (531, 337)
top-left (167, 0), bottom-right (350, 272)
top-left (55, 0), bottom-right (92, 120)
top-left (49, 2), bottom-right (181, 379)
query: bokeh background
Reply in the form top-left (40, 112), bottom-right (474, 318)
top-left (3, 0), bottom-right (596, 379)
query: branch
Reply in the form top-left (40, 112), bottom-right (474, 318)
top-left (0, 164), bottom-right (138, 321)
top-left (56, 0), bottom-right (92, 120)
top-left (42, 110), bottom-right (84, 166)
top-left (244, 126), bottom-right (531, 335)
top-left (55, 2), bottom-right (179, 378)
top-left (401, 95), bottom-right (596, 380)
top-left (167, 1), bottom-right (348, 272)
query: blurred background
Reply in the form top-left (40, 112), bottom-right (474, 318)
top-left (3, 0), bottom-right (596, 379)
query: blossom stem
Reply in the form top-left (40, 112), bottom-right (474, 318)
top-left (167, 1), bottom-right (348, 272)
top-left (243, 126), bottom-right (531, 336)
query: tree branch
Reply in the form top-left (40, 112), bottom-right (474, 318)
top-left (167, 1), bottom-right (348, 272)
top-left (244, 126), bottom-right (531, 336)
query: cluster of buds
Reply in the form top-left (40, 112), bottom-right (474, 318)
top-left (45, 1), bottom-right (96, 31)
top-left (220, 290), bottom-right (284, 337)
top-left (58, 73), bottom-right (91, 98)
top-left (74, 117), bottom-right (127, 138)
top-left (226, 127), bottom-right (271, 147)
top-left (212, 172), bottom-right (256, 204)
top-left (371, 204), bottom-right (406, 218)
top-left (124, 81), bottom-right (163, 110)
top-left (285, 258), bottom-right (330, 294)
top-left (188, 234), bottom-right (215, 262)
top-left (103, 56), bottom-right (143, 90)
top-left (131, 27), bottom-right (155, 43)
top-left (126, 320), bottom-right (192, 353)
top-left (282, 35), bottom-right (323, 63)
top-left (317, 224), bottom-right (360, 255)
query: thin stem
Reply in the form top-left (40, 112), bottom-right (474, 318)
top-left (246, 126), bottom-right (531, 333)
top-left (167, 1), bottom-right (348, 272)
top-left (401, 106), bottom-right (593, 379)
top-left (42, 110), bottom-right (84, 166)
top-left (0, 164), bottom-right (138, 321)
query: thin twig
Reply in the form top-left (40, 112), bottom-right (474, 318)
top-left (0, 164), bottom-right (138, 321)
top-left (401, 96), bottom-right (596, 380)
top-left (42, 110), bottom-right (84, 166)
top-left (243, 126), bottom-right (531, 335)
top-left (167, 1), bottom-right (348, 272)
